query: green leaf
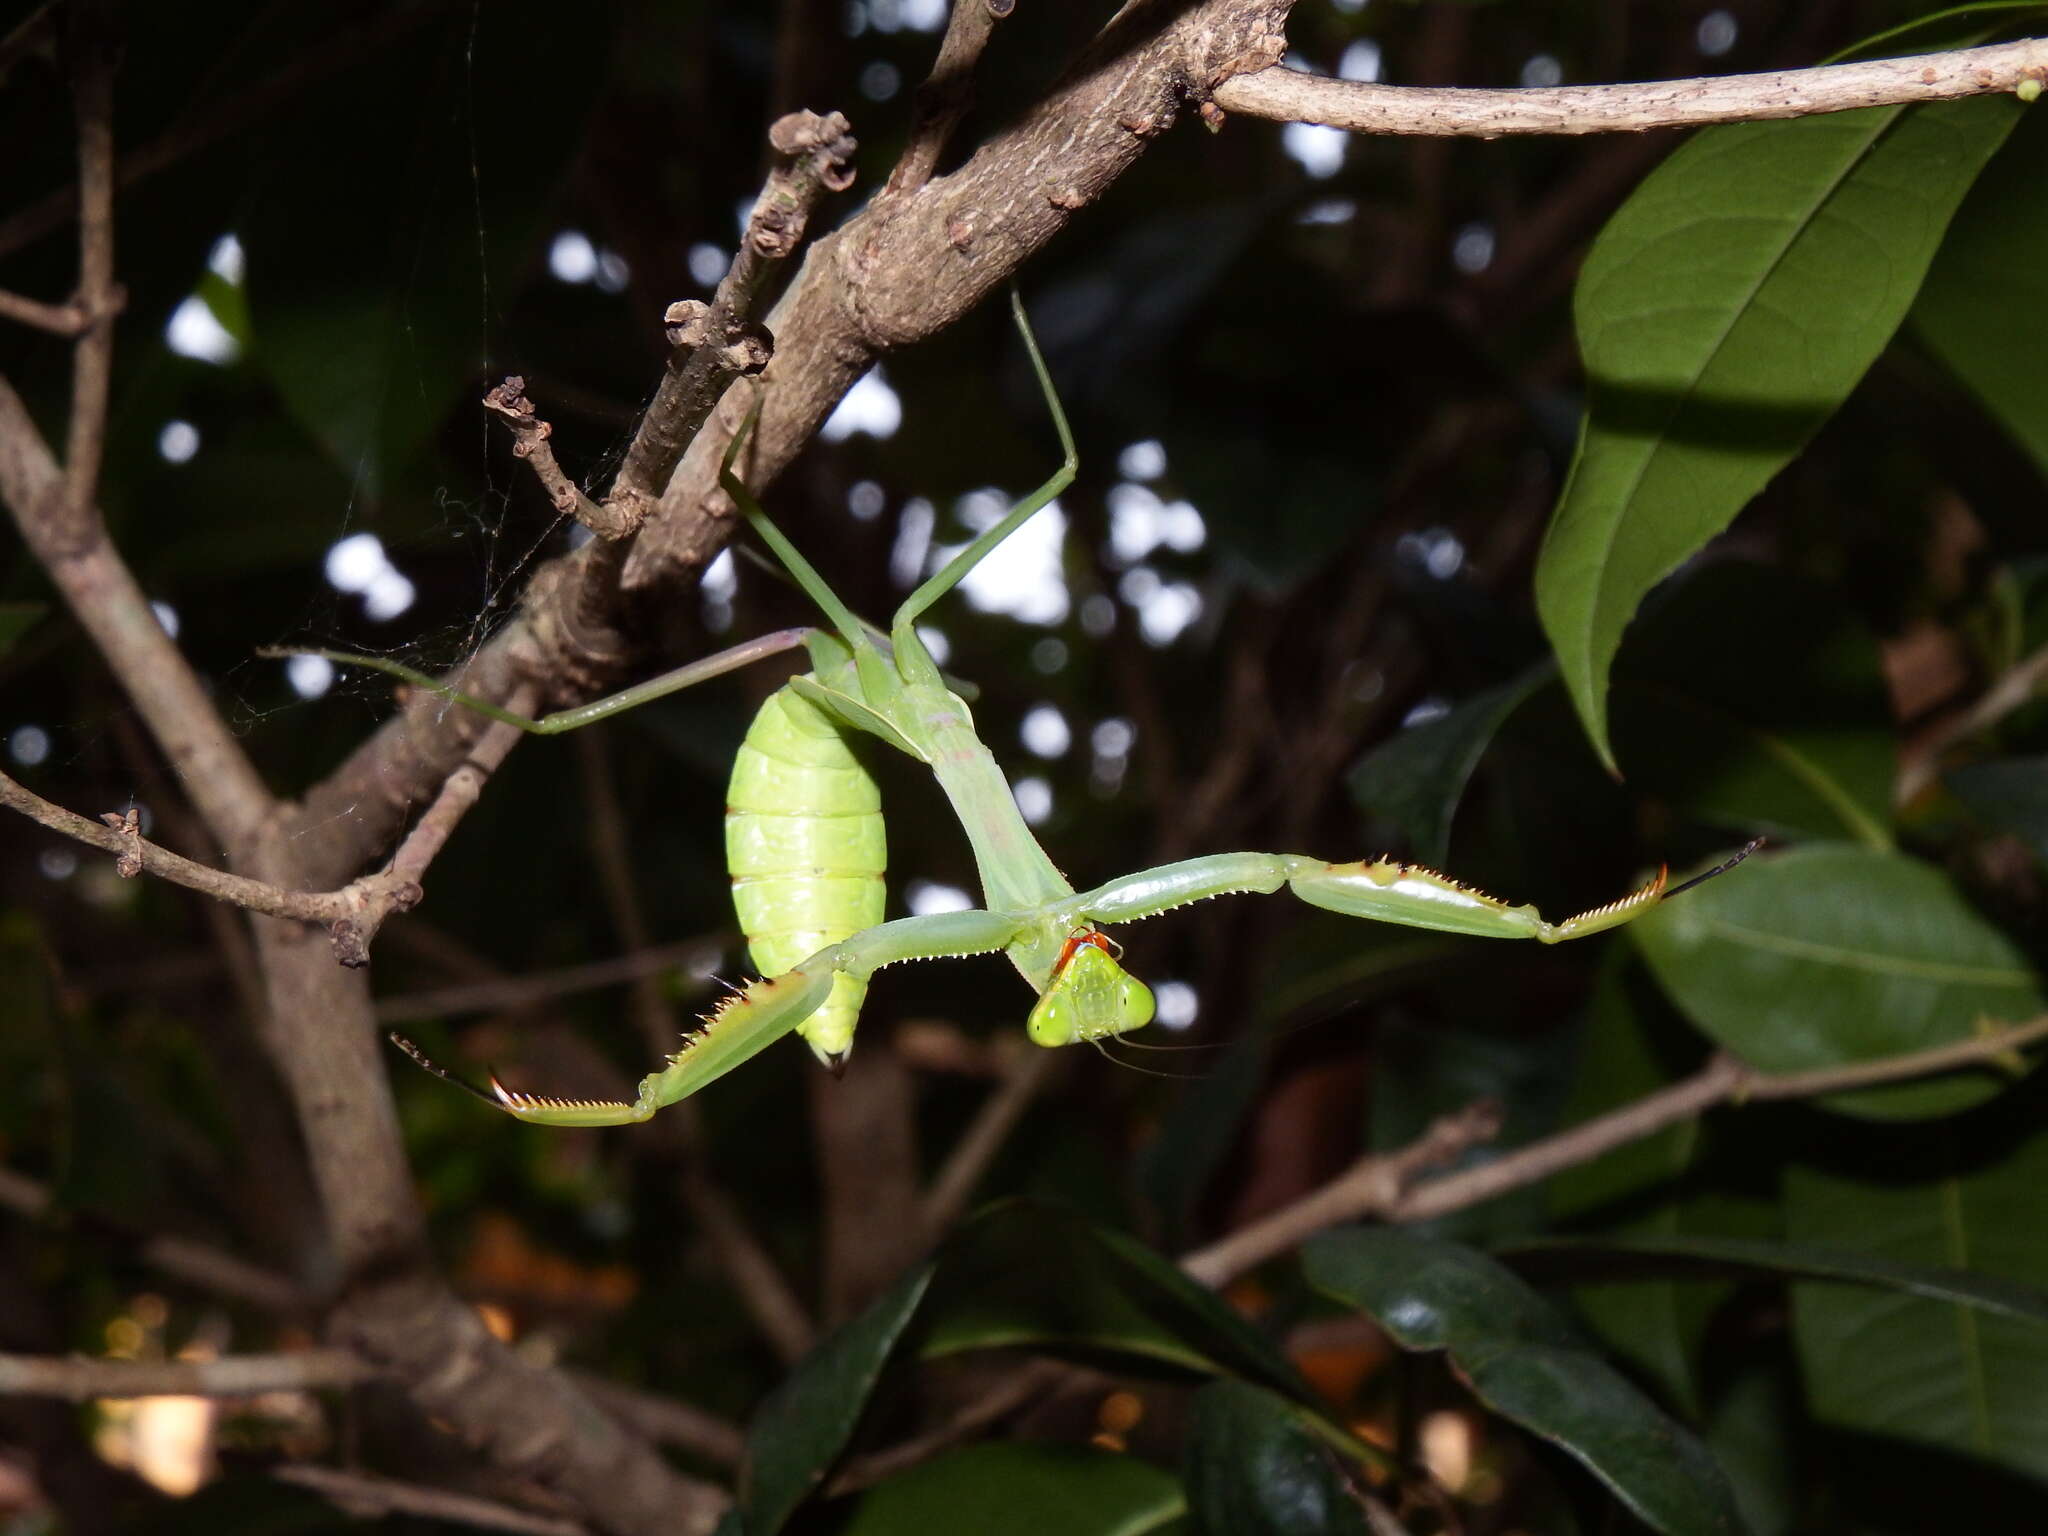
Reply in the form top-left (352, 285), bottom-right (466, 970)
top-left (1537, 95), bottom-right (2022, 768)
top-left (1611, 563), bottom-right (1895, 848)
top-left (1305, 1229), bottom-right (1748, 1536)
top-left (739, 1263), bottom-right (936, 1536)
top-left (1913, 103), bottom-right (2048, 480)
top-left (1631, 843), bottom-right (2043, 1118)
top-left (1347, 662), bottom-right (1552, 868)
top-left (840, 1443), bottom-right (1184, 1536)
top-left (1788, 1127), bottom-right (2048, 1483)
top-left (1182, 1382), bottom-right (1369, 1536)
top-left (924, 1202), bottom-right (1308, 1402)
top-left (1507, 1233), bottom-right (2048, 1327)
top-left (1948, 755), bottom-right (2048, 870)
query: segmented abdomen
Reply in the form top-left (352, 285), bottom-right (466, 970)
top-left (725, 683), bottom-right (885, 1058)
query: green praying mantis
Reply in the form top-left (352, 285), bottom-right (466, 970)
top-left (291, 292), bottom-right (1756, 1128)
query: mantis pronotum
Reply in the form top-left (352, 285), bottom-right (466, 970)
top-left (291, 292), bottom-right (1757, 1127)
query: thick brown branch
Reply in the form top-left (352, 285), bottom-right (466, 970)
top-left (627, 0), bottom-right (1294, 591)
top-left (0, 1350), bottom-right (373, 1401)
top-left (1209, 37), bottom-right (2048, 138)
top-left (603, 110), bottom-right (856, 521)
top-left (1182, 1015), bottom-right (2048, 1287)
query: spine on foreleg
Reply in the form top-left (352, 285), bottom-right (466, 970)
top-left (725, 683), bottom-right (885, 1063)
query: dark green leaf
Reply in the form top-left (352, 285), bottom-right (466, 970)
top-left (1507, 1233), bottom-right (2048, 1326)
top-left (1347, 662), bottom-right (1552, 868)
top-left (1306, 1228), bottom-right (1748, 1536)
top-left (841, 1443), bottom-right (1184, 1536)
top-left (1631, 843), bottom-right (2043, 1118)
top-left (1537, 96), bottom-right (2022, 768)
top-left (924, 1202), bottom-right (1308, 1402)
top-left (1788, 1128), bottom-right (2048, 1482)
top-left (740, 1263), bottom-right (936, 1536)
top-left (1183, 1382), bottom-right (1369, 1536)
top-left (1913, 103), bottom-right (2048, 480)
top-left (1611, 564), bottom-right (1895, 847)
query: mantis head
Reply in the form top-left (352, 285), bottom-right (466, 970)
top-left (1026, 933), bottom-right (1155, 1047)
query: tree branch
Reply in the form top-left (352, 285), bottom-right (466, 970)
top-left (0, 1350), bottom-right (373, 1401)
top-left (1209, 37), bottom-right (2048, 138)
top-left (482, 379), bottom-right (628, 539)
top-left (0, 696), bottom-right (523, 969)
top-left (0, 288), bottom-right (92, 334)
top-left (1182, 1015), bottom-right (2048, 1287)
top-left (626, 0), bottom-right (1294, 591)
top-left (603, 110), bottom-right (856, 524)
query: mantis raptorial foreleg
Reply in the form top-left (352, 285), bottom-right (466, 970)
top-left (1060, 848), bottom-right (1760, 945)
top-left (400, 909), bottom-right (1033, 1127)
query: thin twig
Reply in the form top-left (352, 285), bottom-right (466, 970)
top-left (830, 1358), bottom-right (1069, 1494)
top-left (919, 1046), bottom-right (1058, 1238)
top-left (1182, 1015), bottom-right (2048, 1286)
top-left (63, 0), bottom-right (118, 520)
top-left (884, 0), bottom-right (1010, 196)
top-left (0, 289), bottom-right (90, 334)
top-left (1181, 1101), bottom-right (1506, 1288)
top-left (275, 1465), bottom-right (588, 1536)
top-left (484, 379), bottom-right (628, 539)
top-left (1, 764), bottom-right (449, 967)
top-left (0, 1165), bottom-right (309, 1315)
top-left (575, 730), bottom-right (819, 1365)
top-left (0, 378), bottom-right (275, 851)
top-left (0, 2), bottom-right (445, 262)
top-left (1897, 637), bottom-right (2048, 804)
top-left (604, 110), bottom-right (857, 522)
top-left (374, 939), bottom-right (714, 1022)
top-left (327, 694), bottom-right (537, 965)
top-left (1210, 38), bottom-right (2048, 137)
top-left (0, 1350), bottom-right (372, 1401)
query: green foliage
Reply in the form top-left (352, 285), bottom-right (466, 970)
top-left (10, 1), bottom-right (2048, 1530)
top-left (1788, 1125), bottom-right (2048, 1481)
top-left (842, 1443), bottom-right (1184, 1536)
top-left (1305, 1229), bottom-right (1748, 1536)
top-left (1631, 844), bottom-right (2044, 1119)
top-left (1182, 1382), bottom-right (1369, 1536)
top-left (1537, 96), bottom-right (2021, 766)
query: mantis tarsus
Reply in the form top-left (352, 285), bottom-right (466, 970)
top-left (290, 292), bottom-right (1758, 1128)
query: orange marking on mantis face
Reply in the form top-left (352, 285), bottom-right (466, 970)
top-left (1053, 928), bottom-right (1120, 976)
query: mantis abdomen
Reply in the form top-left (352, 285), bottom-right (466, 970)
top-left (725, 683), bottom-right (885, 1062)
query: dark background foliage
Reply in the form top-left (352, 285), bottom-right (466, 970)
top-left (3, 2), bottom-right (2047, 1532)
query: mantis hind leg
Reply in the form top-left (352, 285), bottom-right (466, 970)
top-left (888, 290), bottom-right (1077, 648)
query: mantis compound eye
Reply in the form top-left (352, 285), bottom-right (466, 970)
top-left (1026, 940), bottom-right (1156, 1046)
